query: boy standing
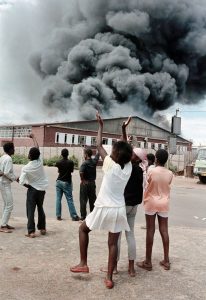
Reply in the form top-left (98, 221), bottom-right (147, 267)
top-left (79, 148), bottom-right (99, 220)
top-left (0, 142), bottom-right (16, 233)
top-left (55, 148), bottom-right (79, 221)
top-left (19, 135), bottom-right (48, 238)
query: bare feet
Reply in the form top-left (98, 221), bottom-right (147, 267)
top-left (100, 267), bottom-right (118, 275)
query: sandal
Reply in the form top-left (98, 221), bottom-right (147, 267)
top-left (104, 279), bottom-right (114, 289)
top-left (25, 233), bottom-right (36, 238)
top-left (0, 227), bottom-right (12, 233)
top-left (70, 265), bottom-right (89, 273)
top-left (128, 269), bottom-right (136, 277)
top-left (159, 260), bottom-right (171, 270)
top-left (137, 261), bottom-right (152, 271)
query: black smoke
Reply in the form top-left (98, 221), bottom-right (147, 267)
top-left (30, 0), bottom-right (206, 119)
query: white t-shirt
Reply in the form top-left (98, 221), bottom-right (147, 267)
top-left (95, 155), bottom-right (132, 208)
top-left (0, 154), bottom-right (16, 184)
top-left (19, 158), bottom-right (48, 191)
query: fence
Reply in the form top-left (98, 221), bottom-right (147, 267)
top-left (0, 146), bottom-right (194, 172)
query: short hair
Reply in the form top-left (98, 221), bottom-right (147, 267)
top-left (113, 141), bottom-right (133, 167)
top-left (84, 148), bottom-right (93, 157)
top-left (147, 153), bottom-right (155, 164)
top-left (155, 149), bottom-right (168, 165)
top-left (61, 148), bottom-right (69, 158)
top-left (3, 142), bottom-right (14, 154)
top-left (29, 147), bottom-right (40, 160)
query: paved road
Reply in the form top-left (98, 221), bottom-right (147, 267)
top-left (6, 165), bottom-right (206, 230)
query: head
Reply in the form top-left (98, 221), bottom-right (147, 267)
top-left (111, 141), bottom-right (133, 168)
top-left (61, 148), bottom-right (69, 159)
top-left (28, 147), bottom-right (40, 161)
top-left (132, 148), bottom-right (146, 164)
top-left (3, 142), bottom-right (15, 156)
top-left (84, 148), bottom-right (93, 160)
top-left (155, 149), bottom-right (168, 166)
top-left (147, 153), bottom-right (155, 166)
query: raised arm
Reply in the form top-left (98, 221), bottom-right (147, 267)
top-left (122, 116), bottom-right (132, 142)
top-left (29, 133), bottom-right (39, 148)
top-left (96, 112), bottom-right (107, 161)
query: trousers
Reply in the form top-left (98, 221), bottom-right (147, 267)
top-left (117, 205), bottom-right (138, 261)
top-left (26, 186), bottom-right (46, 234)
top-left (0, 183), bottom-right (13, 226)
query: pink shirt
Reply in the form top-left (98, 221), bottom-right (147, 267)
top-left (144, 166), bottom-right (173, 212)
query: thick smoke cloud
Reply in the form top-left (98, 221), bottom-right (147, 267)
top-left (1, 0), bottom-right (206, 122)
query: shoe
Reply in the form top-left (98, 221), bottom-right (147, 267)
top-left (6, 224), bottom-right (15, 230)
top-left (57, 216), bottom-right (62, 221)
top-left (72, 216), bottom-right (80, 221)
top-left (40, 229), bottom-right (46, 235)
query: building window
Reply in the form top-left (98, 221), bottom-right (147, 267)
top-left (137, 142), bottom-right (141, 148)
top-left (64, 134), bottom-right (67, 144)
top-left (102, 138), bottom-right (108, 145)
top-left (78, 136), bottom-right (86, 145)
top-left (158, 144), bottom-right (162, 150)
top-left (164, 145), bottom-right (168, 151)
top-left (0, 126), bottom-right (32, 138)
top-left (91, 137), bottom-right (96, 146)
top-left (56, 133), bottom-right (59, 143)
top-left (144, 141), bottom-right (148, 149)
top-left (151, 143), bottom-right (155, 150)
top-left (112, 139), bottom-right (117, 145)
top-left (72, 135), bottom-right (75, 144)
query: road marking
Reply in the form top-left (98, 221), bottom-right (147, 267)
top-left (202, 218), bottom-right (206, 221)
top-left (194, 216), bottom-right (199, 219)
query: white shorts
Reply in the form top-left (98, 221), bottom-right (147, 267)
top-left (145, 211), bottom-right (168, 218)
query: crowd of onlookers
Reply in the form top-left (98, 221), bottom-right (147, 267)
top-left (0, 114), bottom-right (173, 290)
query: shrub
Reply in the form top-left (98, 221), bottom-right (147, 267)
top-left (12, 154), bottom-right (29, 165)
top-left (43, 156), bottom-right (60, 167)
top-left (168, 162), bottom-right (177, 173)
top-left (43, 155), bottom-right (79, 168)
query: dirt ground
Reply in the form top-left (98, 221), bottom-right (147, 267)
top-left (0, 217), bottom-right (206, 300)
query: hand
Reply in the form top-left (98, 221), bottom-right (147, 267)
top-left (128, 135), bottom-right (133, 143)
top-left (29, 133), bottom-right (34, 138)
top-left (96, 111), bottom-right (103, 127)
top-left (81, 180), bottom-right (89, 185)
top-left (122, 116), bottom-right (132, 128)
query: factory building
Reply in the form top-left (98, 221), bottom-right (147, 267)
top-left (0, 115), bottom-right (192, 153)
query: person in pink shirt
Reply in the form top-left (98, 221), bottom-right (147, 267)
top-left (137, 149), bottom-right (173, 271)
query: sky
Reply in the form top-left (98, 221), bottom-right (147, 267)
top-left (0, 0), bottom-right (206, 146)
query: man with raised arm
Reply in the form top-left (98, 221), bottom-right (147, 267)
top-left (18, 134), bottom-right (48, 238)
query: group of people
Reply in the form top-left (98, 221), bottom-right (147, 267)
top-left (0, 113), bottom-right (173, 290)
top-left (70, 113), bottom-right (173, 289)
